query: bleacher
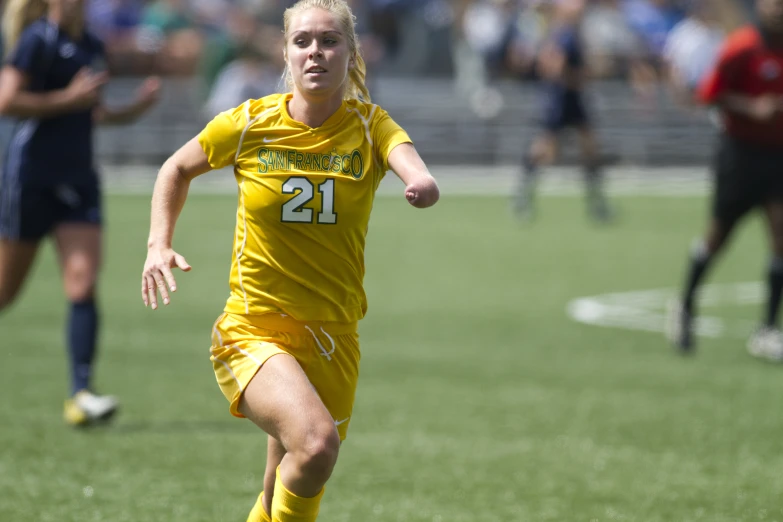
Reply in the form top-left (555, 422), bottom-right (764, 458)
top-left (92, 77), bottom-right (717, 167)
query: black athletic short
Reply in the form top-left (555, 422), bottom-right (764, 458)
top-left (542, 90), bottom-right (589, 132)
top-left (713, 135), bottom-right (783, 223)
top-left (0, 179), bottom-right (102, 241)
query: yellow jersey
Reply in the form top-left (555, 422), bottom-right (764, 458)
top-left (198, 93), bottom-right (411, 323)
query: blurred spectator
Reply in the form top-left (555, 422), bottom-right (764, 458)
top-left (712, 0), bottom-right (751, 31)
top-left (87, 0), bottom-right (152, 75)
top-left (663, 0), bottom-right (724, 105)
top-left (613, 1), bottom-right (682, 107)
top-left (88, 0), bottom-right (144, 42)
top-left (136, 0), bottom-right (203, 75)
top-left (347, 0), bottom-right (389, 96)
top-left (507, 0), bottom-right (553, 79)
top-left (203, 46), bottom-right (280, 118)
top-left (367, 0), bottom-right (421, 60)
top-left (369, 0), bottom-right (453, 77)
top-left (197, 3), bottom-right (283, 101)
top-left (460, 0), bottom-right (520, 77)
top-left (453, 0), bottom-right (522, 116)
top-left (623, 0), bottom-right (686, 64)
top-left (200, 4), bottom-right (282, 117)
top-left (582, 0), bottom-right (643, 78)
top-left (67, 0), bottom-right (750, 83)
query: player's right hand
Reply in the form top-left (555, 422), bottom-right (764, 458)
top-left (749, 95), bottom-right (780, 121)
top-left (65, 67), bottom-right (108, 110)
top-left (141, 247), bottom-right (192, 310)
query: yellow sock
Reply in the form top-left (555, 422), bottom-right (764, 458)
top-left (271, 467), bottom-right (324, 522)
top-left (247, 491), bottom-right (272, 522)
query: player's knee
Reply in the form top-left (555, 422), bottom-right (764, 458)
top-left (64, 281), bottom-right (97, 303)
top-left (295, 422), bottom-right (340, 483)
top-left (63, 268), bottom-right (98, 302)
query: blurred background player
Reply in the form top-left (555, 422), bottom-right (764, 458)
top-left (667, 0), bottom-right (783, 360)
top-left (0, 0), bottom-right (160, 425)
top-left (140, 1), bottom-right (438, 521)
top-left (513, 0), bottom-right (613, 222)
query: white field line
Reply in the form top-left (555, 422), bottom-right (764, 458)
top-left (566, 281), bottom-right (762, 339)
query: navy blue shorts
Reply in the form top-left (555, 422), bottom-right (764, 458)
top-left (542, 90), bottom-right (589, 132)
top-left (0, 180), bottom-right (102, 241)
top-left (713, 135), bottom-right (783, 224)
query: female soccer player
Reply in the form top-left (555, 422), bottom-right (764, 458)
top-left (140, 1), bottom-right (439, 520)
top-left (513, 0), bottom-right (612, 222)
top-left (0, 0), bottom-right (160, 425)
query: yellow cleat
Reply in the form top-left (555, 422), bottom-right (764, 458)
top-left (64, 390), bottom-right (119, 427)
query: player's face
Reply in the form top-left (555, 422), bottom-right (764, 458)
top-left (286, 8), bottom-right (353, 99)
top-left (46, 0), bottom-right (85, 25)
top-left (758, 0), bottom-right (783, 31)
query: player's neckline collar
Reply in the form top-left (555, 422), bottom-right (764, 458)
top-left (279, 93), bottom-right (348, 132)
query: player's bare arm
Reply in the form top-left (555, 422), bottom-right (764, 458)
top-left (0, 65), bottom-right (107, 118)
top-left (719, 93), bottom-right (783, 122)
top-left (388, 142), bottom-right (439, 209)
top-left (142, 138), bottom-right (212, 309)
top-left (94, 76), bottom-right (161, 125)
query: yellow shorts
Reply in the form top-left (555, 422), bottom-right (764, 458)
top-left (210, 312), bottom-right (360, 440)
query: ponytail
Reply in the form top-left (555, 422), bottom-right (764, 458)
top-left (2, 0), bottom-right (47, 58)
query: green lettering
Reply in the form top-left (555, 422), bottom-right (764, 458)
top-left (351, 150), bottom-right (364, 179)
top-left (288, 151), bottom-right (296, 171)
top-left (341, 155), bottom-right (351, 174)
top-left (257, 148), bottom-right (269, 173)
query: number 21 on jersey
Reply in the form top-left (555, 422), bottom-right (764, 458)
top-left (281, 177), bottom-right (337, 225)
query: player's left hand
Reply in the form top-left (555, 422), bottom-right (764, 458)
top-left (405, 180), bottom-right (439, 209)
top-left (136, 76), bottom-right (161, 108)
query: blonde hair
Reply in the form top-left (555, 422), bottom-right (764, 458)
top-left (283, 0), bottom-right (371, 102)
top-left (2, 0), bottom-right (47, 58)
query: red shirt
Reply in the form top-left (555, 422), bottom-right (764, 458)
top-left (699, 25), bottom-right (783, 147)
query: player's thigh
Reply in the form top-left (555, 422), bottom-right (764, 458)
top-left (52, 181), bottom-right (103, 300)
top-left (0, 183), bottom-right (50, 307)
top-left (305, 331), bottom-right (361, 441)
top-left (576, 124), bottom-right (598, 158)
top-left (762, 151), bottom-right (783, 257)
top-left (239, 353), bottom-right (337, 451)
top-left (210, 314), bottom-right (340, 449)
top-left (0, 239), bottom-right (40, 308)
top-left (53, 223), bottom-right (102, 302)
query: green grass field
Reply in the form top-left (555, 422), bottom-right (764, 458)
top-left (2, 191), bottom-right (782, 522)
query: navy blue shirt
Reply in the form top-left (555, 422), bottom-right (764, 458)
top-left (553, 26), bottom-right (584, 72)
top-left (3, 19), bottom-right (104, 185)
top-left (539, 25), bottom-right (587, 118)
